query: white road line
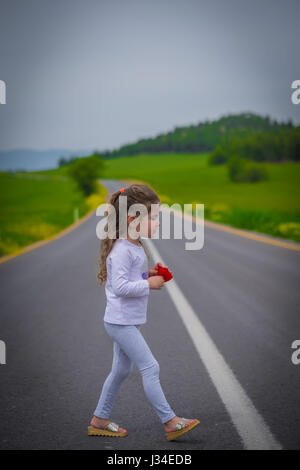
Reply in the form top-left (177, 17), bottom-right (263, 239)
top-left (145, 238), bottom-right (283, 450)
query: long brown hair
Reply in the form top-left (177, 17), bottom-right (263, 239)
top-left (97, 183), bottom-right (160, 285)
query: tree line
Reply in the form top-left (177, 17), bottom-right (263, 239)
top-left (97, 112), bottom-right (295, 158)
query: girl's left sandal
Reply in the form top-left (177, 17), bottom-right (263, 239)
top-left (165, 418), bottom-right (200, 441)
top-left (88, 421), bottom-right (128, 437)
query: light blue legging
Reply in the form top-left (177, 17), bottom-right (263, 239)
top-left (93, 321), bottom-right (176, 424)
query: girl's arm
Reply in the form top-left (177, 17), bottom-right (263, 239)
top-left (109, 247), bottom-right (150, 297)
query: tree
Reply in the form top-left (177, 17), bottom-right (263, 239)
top-left (227, 155), bottom-right (268, 182)
top-left (208, 144), bottom-right (228, 165)
top-left (67, 155), bottom-right (106, 196)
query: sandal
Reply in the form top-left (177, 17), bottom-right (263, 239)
top-left (88, 421), bottom-right (128, 437)
top-left (165, 418), bottom-right (200, 441)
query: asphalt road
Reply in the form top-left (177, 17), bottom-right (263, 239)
top-left (0, 178), bottom-right (299, 450)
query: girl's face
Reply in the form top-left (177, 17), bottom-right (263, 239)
top-left (130, 204), bottom-right (161, 239)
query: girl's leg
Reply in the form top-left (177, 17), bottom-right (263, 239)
top-left (104, 322), bottom-right (176, 424)
top-left (93, 339), bottom-right (133, 418)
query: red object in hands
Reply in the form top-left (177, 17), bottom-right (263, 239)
top-left (157, 265), bottom-right (173, 282)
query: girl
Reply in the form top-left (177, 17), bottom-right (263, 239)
top-left (88, 183), bottom-right (200, 441)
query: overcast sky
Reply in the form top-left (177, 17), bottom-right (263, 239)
top-left (0, 0), bottom-right (299, 152)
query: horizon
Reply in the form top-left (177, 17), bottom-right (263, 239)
top-left (0, 110), bottom-right (297, 155)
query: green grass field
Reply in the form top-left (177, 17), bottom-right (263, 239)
top-left (99, 152), bottom-right (300, 242)
top-left (0, 171), bottom-right (107, 256)
top-left (1, 151), bottom-right (299, 257)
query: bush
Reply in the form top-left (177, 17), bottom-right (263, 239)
top-left (67, 155), bottom-right (106, 196)
top-left (208, 144), bottom-right (228, 165)
top-left (227, 155), bottom-right (268, 182)
top-left (276, 222), bottom-right (300, 238)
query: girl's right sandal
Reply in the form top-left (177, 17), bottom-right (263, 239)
top-left (165, 418), bottom-right (200, 441)
top-left (88, 421), bottom-right (128, 437)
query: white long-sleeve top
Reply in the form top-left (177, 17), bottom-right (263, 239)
top-left (103, 238), bottom-right (150, 325)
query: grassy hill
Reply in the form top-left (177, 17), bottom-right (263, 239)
top-left (99, 112), bottom-right (294, 159)
top-left (1, 150), bottom-right (299, 258)
top-left (1, 111), bottom-right (299, 257)
top-left (99, 152), bottom-right (300, 242)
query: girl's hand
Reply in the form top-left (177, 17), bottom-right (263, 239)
top-left (147, 275), bottom-right (164, 290)
top-left (148, 262), bottom-right (165, 277)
